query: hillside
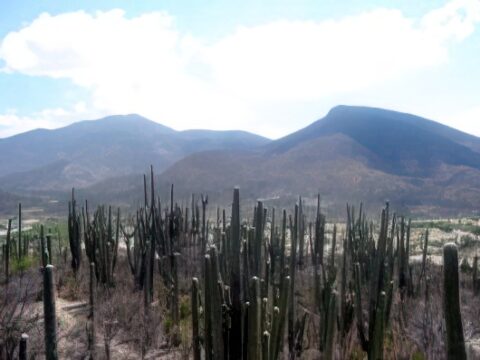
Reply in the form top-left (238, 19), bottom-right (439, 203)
top-left (145, 106), bottom-right (480, 216)
top-left (0, 114), bottom-right (269, 191)
top-left (2, 106), bottom-right (480, 216)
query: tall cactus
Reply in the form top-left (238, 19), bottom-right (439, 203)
top-left (191, 277), bottom-right (201, 360)
top-left (4, 219), bottom-right (11, 283)
top-left (297, 197), bottom-right (305, 267)
top-left (324, 291), bottom-right (338, 360)
top-left (46, 235), bottom-right (53, 266)
top-left (18, 203), bottom-right (22, 259)
top-left (473, 255), bottom-right (479, 296)
top-left (19, 333), bottom-right (28, 360)
top-left (201, 194), bottom-right (208, 254)
top-left (68, 188), bottom-right (82, 274)
top-left (43, 264), bottom-right (58, 360)
top-left (204, 254), bottom-right (214, 359)
top-left (88, 262), bottom-right (96, 359)
top-left (253, 201), bottom-right (264, 277)
top-left (230, 187), bottom-right (243, 360)
top-left (248, 277), bottom-right (262, 360)
top-left (420, 229), bottom-right (429, 280)
top-left (288, 207), bottom-right (298, 358)
top-left (270, 276), bottom-right (290, 360)
top-left (40, 225), bottom-right (48, 267)
top-left (443, 243), bottom-right (466, 360)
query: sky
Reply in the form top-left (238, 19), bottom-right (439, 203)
top-left (0, 0), bottom-right (479, 139)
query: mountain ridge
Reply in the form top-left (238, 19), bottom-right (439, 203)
top-left (1, 105), bottom-right (480, 216)
top-left (0, 113), bottom-right (270, 189)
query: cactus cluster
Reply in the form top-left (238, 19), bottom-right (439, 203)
top-left (349, 203), bottom-right (395, 359)
top-left (190, 188), bottom-right (293, 360)
top-left (84, 203), bottom-right (120, 287)
top-left (3, 166), bottom-right (475, 359)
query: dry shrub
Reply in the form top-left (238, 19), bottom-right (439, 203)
top-left (0, 270), bottom-right (42, 359)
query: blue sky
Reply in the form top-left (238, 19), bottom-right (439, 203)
top-left (0, 0), bottom-right (479, 138)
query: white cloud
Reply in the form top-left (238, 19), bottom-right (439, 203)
top-left (0, 0), bottom-right (479, 138)
top-left (0, 102), bottom-right (102, 137)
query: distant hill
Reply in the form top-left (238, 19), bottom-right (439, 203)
top-left (2, 106), bottom-right (480, 217)
top-left (135, 106), bottom-right (480, 216)
top-left (0, 114), bottom-right (269, 191)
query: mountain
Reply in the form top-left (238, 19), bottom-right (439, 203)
top-left (0, 114), bottom-right (270, 192)
top-left (133, 105), bottom-right (480, 216)
top-left (2, 106), bottom-right (480, 217)
top-left (267, 106), bottom-right (480, 176)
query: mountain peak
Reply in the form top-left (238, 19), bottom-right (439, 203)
top-left (97, 113), bottom-right (153, 123)
top-left (68, 114), bottom-right (176, 134)
top-left (326, 104), bottom-right (414, 119)
top-left (268, 105), bottom-right (480, 176)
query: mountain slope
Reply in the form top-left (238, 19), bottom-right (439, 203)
top-left (267, 105), bottom-right (480, 176)
top-left (0, 114), bottom-right (270, 191)
top-left (143, 106), bottom-right (480, 216)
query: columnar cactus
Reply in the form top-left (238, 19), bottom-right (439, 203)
top-left (270, 276), bottom-right (290, 360)
top-left (229, 187), bottom-right (243, 360)
top-left (19, 333), bottom-right (28, 360)
top-left (253, 201), bottom-right (264, 277)
top-left (4, 219), bottom-right (11, 283)
top-left (248, 277), bottom-right (261, 360)
top-left (46, 235), bottom-right (53, 266)
top-left (88, 262), bottom-right (96, 359)
top-left (68, 188), bottom-right (82, 274)
top-left (473, 255), bottom-right (479, 295)
top-left (191, 277), bottom-right (201, 360)
top-left (421, 229), bottom-right (429, 280)
top-left (18, 203), bottom-right (22, 259)
top-left (288, 206), bottom-right (298, 357)
top-left (43, 264), bottom-right (58, 360)
top-left (201, 194), bottom-right (208, 253)
top-left (324, 291), bottom-right (338, 360)
top-left (171, 252), bottom-right (180, 325)
top-left (297, 197), bottom-right (305, 267)
top-left (40, 225), bottom-right (48, 267)
top-left (443, 243), bottom-right (466, 360)
top-left (204, 254), bottom-right (213, 359)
